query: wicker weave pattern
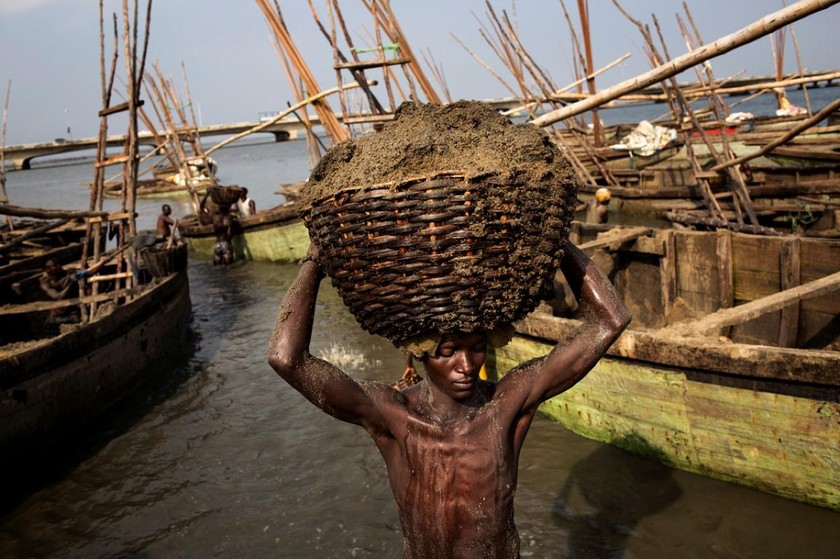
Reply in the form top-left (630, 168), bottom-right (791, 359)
top-left (303, 173), bottom-right (571, 344)
top-left (140, 243), bottom-right (188, 278)
top-left (209, 185), bottom-right (243, 205)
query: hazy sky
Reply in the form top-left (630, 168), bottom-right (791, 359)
top-left (1, 0), bottom-right (837, 145)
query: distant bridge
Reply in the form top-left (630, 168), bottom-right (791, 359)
top-left (0, 119), bottom-right (302, 171)
top-left (0, 98), bottom-right (525, 171)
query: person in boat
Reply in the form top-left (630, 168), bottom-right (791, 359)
top-left (268, 240), bottom-right (631, 558)
top-left (576, 187), bottom-right (612, 225)
top-left (156, 204), bottom-right (178, 241)
top-left (39, 258), bottom-right (81, 329)
top-left (237, 187), bottom-right (256, 218)
top-left (212, 203), bottom-right (235, 266)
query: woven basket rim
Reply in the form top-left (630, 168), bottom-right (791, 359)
top-left (303, 171), bottom-right (512, 212)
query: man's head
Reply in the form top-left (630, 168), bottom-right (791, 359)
top-left (420, 332), bottom-right (488, 401)
top-left (240, 188), bottom-right (248, 200)
top-left (595, 188), bottom-right (611, 205)
top-left (162, 204), bottom-right (172, 215)
top-left (44, 259), bottom-right (61, 276)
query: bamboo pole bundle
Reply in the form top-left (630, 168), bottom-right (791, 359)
top-left (255, 0), bottom-right (348, 145)
top-left (646, 13), bottom-right (725, 220)
top-left (361, 0), bottom-right (441, 104)
top-left (666, 13), bottom-right (747, 222)
top-left (306, 0), bottom-right (385, 118)
top-left (273, 38), bottom-right (323, 166)
top-left (532, 0), bottom-right (840, 128)
top-left (144, 70), bottom-right (202, 209)
top-left (468, 3), bottom-right (614, 185)
top-left (611, 0), bottom-right (680, 122)
top-left (674, 8), bottom-right (759, 226)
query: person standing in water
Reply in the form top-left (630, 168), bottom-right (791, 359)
top-left (268, 239), bottom-right (630, 558)
top-left (212, 203), bottom-right (234, 266)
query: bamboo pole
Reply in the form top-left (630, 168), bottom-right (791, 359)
top-left (670, 269), bottom-right (840, 336)
top-left (784, 0), bottom-right (813, 114)
top-left (1, 80), bottom-right (11, 230)
top-left (532, 0), bottom-right (840, 127)
top-left (206, 80), bottom-right (374, 155)
top-left (611, 0), bottom-right (680, 122)
top-left (0, 219), bottom-right (71, 253)
top-left (576, 0), bottom-right (601, 146)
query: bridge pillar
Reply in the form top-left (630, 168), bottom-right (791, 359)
top-left (271, 131), bottom-right (292, 142)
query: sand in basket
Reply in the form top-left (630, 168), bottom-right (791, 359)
top-left (300, 100), bottom-right (579, 348)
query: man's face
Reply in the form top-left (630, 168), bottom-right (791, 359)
top-left (422, 332), bottom-right (487, 401)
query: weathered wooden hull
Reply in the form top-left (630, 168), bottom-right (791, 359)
top-left (489, 227), bottom-right (840, 511)
top-left (489, 327), bottom-right (840, 511)
top-left (0, 270), bottom-right (192, 455)
top-left (179, 204), bottom-right (309, 263)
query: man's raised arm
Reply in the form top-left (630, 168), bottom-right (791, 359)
top-left (512, 239), bottom-right (631, 410)
top-left (267, 245), bottom-right (389, 428)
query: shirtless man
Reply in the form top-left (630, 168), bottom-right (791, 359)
top-left (156, 204), bottom-right (177, 240)
top-left (212, 203), bottom-right (234, 266)
top-left (40, 259), bottom-right (81, 327)
top-left (268, 239), bottom-right (630, 558)
top-left (576, 187), bottom-right (611, 225)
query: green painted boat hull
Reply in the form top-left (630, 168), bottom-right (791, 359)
top-left (184, 219), bottom-right (309, 263)
top-left (489, 335), bottom-right (840, 512)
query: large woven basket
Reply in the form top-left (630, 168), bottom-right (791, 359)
top-left (302, 172), bottom-right (573, 345)
top-left (140, 243), bottom-right (188, 278)
top-left (209, 185), bottom-right (243, 205)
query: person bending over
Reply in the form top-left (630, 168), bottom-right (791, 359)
top-left (268, 240), bottom-right (630, 559)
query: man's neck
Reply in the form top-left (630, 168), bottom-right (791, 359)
top-left (419, 381), bottom-right (484, 424)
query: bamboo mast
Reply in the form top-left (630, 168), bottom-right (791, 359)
top-left (83, 2), bottom-right (120, 292)
top-left (576, 0), bottom-right (601, 146)
top-left (532, 0), bottom-right (840, 127)
top-left (785, 0), bottom-right (813, 114)
top-left (1, 80), bottom-right (11, 230)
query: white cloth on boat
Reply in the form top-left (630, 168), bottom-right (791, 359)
top-left (609, 120), bottom-right (677, 157)
top-left (726, 112), bottom-right (754, 123)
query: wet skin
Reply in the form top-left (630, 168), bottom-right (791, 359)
top-left (268, 241), bottom-right (631, 558)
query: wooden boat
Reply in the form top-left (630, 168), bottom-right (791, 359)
top-left (488, 222), bottom-right (840, 511)
top-left (103, 178), bottom-right (208, 199)
top-left (0, 243), bottom-right (191, 455)
top-left (0, 218), bottom-right (98, 304)
top-left (0, 2), bottom-right (193, 458)
top-left (177, 202), bottom-right (308, 263)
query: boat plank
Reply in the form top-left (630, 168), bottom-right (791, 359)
top-left (518, 312), bottom-right (840, 385)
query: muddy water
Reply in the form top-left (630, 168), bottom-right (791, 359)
top-left (2, 128), bottom-right (839, 558)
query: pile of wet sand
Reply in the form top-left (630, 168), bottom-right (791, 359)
top-left (302, 100), bottom-right (579, 344)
